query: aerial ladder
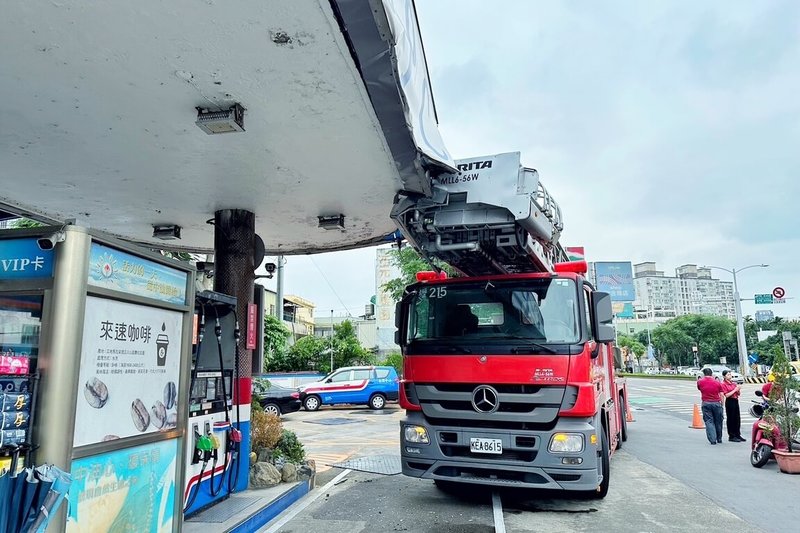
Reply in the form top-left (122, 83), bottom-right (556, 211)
top-left (391, 151), bottom-right (569, 275)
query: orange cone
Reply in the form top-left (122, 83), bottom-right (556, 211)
top-left (626, 407), bottom-right (635, 423)
top-left (689, 404), bottom-right (705, 429)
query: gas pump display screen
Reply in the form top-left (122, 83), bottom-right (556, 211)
top-left (194, 305), bottom-right (237, 371)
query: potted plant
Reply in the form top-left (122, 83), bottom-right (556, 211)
top-left (766, 349), bottom-right (800, 474)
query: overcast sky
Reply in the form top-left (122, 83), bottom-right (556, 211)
top-left (266, 0), bottom-right (800, 320)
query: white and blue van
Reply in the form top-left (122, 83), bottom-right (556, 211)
top-left (299, 366), bottom-right (399, 410)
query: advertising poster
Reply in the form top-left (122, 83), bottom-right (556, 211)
top-left (594, 262), bottom-right (635, 302)
top-left (67, 439), bottom-right (177, 533)
top-left (88, 243), bottom-right (188, 305)
top-left (0, 238), bottom-right (54, 279)
top-left (74, 296), bottom-right (183, 447)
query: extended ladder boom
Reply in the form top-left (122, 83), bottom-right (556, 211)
top-left (391, 152), bottom-right (568, 277)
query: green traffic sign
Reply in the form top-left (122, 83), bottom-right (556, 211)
top-left (755, 294), bottom-right (773, 304)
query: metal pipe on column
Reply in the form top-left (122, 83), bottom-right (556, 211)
top-left (276, 255), bottom-right (284, 320)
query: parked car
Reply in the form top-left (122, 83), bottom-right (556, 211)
top-left (701, 365), bottom-right (744, 384)
top-left (682, 367), bottom-right (702, 377)
top-left (299, 366), bottom-right (399, 411)
top-left (252, 379), bottom-right (302, 416)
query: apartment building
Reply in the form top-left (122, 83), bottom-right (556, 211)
top-left (633, 262), bottom-right (735, 320)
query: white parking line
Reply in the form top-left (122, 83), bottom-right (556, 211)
top-left (260, 469), bottom-right (352, 533)
top-left (492, 491), bottom-right (506, 533)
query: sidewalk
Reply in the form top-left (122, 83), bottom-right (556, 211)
top-left (183, 480), bottom-right (312, 533)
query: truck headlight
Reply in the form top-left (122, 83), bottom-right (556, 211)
top-left (548, 433), bottom-right (584, 453)
top-left (404, 425), bottom-right (430, 444)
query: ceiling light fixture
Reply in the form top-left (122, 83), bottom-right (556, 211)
top-left (318, 214), bottom-right (345, 230)
top-left (152, 224), bottom-right (182, 240)
top-left (195, 103), bottom-right (245, 134)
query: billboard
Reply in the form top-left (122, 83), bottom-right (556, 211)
top-left (594, 262), bottom-right (635, 302)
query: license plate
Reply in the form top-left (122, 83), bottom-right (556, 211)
top-left (470, 437), bottom-right (502, 454)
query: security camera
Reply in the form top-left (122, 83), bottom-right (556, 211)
top-left (37, 231), bottom-right (66, 251)
top-left (264, 263), bottom-right (277, 274)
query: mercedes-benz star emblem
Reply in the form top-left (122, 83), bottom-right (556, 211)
top-left (471, 385), bottom-right (499, 414)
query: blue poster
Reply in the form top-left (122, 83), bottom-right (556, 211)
top-left (0, 238), bottom-right (53, 279)
top-left (88, 243), bottom-right (188, 305)
top-left (67, 439), bottom-right (178, 533)
top-left (595, 262), bottom-right (635, 302)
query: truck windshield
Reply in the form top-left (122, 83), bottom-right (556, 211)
top-left (406, 278), bottom-right (581, 345)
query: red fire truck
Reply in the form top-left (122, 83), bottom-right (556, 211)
top-left (391, 152), bottom-right (628, 498)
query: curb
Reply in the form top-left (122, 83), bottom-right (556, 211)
top-left (229, 480), bottom-right (312, 533)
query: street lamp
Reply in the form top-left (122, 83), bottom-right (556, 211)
top-left (704, 264), bottom-right (769, 377)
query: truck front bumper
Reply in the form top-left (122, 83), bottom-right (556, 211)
top-left (400, 412), bottom-right (602, 492)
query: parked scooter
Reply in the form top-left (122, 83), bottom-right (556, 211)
top-left (749, 385), bottom-right (800, 468)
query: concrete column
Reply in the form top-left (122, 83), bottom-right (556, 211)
top-left (212, 209), bottom-right (254, 492)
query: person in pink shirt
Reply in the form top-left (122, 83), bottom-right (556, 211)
top-left (721, 370), bottom-right (745, 442)
top-left (697, 368), bottom-right (725, 444)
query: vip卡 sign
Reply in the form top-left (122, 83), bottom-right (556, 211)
top-left (0, 238), bottom-right (54, 279)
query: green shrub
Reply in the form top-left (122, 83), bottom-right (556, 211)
top-left (251, 397), bottom-right (263, 413)
top-left (273, 429), bottom-right (305, 464)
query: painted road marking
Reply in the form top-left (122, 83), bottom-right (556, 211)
top-left (260, 469), bottom-right (351, 533)
top-left (492, 491), bottom-right (506, 533)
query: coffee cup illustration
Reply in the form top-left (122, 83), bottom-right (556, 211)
top-left (156, 323), bottom-right (169, 367)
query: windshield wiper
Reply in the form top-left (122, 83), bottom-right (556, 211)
top-left (510, 343), bottom-right (558, 355)
top-left (480, 335), bottom-right (559, 354)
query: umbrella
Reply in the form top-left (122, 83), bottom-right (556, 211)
top-left (22, 464), bottom-right (71, 533)
top-left (5, 466), bottom-right (52, 533)
top-left (0, 471), bottom-right (11, 533)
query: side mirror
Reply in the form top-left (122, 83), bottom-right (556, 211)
top-left (395, 301), bottom-right (402, 329)
top-left (591, 291), bottom-right (615, 343)
top-left (326, 378), bottom-right (333, 383)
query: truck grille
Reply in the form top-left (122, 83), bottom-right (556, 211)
top-left (440, 445), bottom-right (536, 462)
top-left (413, 383), bottom-right (566, 430)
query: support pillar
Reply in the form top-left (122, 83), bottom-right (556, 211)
top-left (213, 209), bottom-right (255, 492)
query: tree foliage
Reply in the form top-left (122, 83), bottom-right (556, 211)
top-left (616, 334), bottom-right (646, 369)
top-left (649, 314), bottom-right (736, 367)
top-left (381, 246), bottom-right (457, 302)
top-left (268, 319), bottom-right (373, 373)
top-left (263, 315), bottom-right (292, 371)
top-left (381, 352), bottom-right (403, 377)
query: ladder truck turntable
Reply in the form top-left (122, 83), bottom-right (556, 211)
top-left (391, 151), bottom-right (628, 498)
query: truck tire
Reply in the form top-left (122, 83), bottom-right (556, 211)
top-left (620, 400), bottom-right (628, 443)
top-left (369, 393), bottom-right (386, 410)
top-left (303, 395), bottom-right (321, 411)
top-left (587, 429), bottom-right (610, 499)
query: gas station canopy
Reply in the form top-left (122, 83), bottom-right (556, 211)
top-left (0, 0), bottom-right (452, 254)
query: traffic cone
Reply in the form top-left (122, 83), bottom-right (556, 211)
top-left (689, 404), bottom-right (704, 429)
top-left (626, 407), bottom-right (635, 423)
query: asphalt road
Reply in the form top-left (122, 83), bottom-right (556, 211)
top-left (260, 380), bottom-right (793, 532)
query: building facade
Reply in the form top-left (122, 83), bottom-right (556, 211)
top-left (633, 262), bottom-right (735, 320)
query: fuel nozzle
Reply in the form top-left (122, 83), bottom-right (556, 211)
top-left (234, 320), bottom-right (241, 343)
top-left (209, 432), bottom-right (221, 461)
top-left (228, 427), bottom-right (242, 453)
top-left (196, 433), bottom-right (213, 462)
top-left (215, 315), bottom-right (222, 341)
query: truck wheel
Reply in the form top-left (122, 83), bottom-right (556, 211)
top-left (588, 429), bottom-right (610, 499)
top-left (369, 393), bottom-right (386, 410)
top-left (751, 444), bottom-right (772, 468)
top-left (303, 395), bottom-right (321, 411)
top-left (620, 400), bottom-right (628, 443)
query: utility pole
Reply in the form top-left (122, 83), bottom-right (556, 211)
top-left (330, 309), bottom-right (334, 373)
top-left (705, 264), bottom-right (768, 377)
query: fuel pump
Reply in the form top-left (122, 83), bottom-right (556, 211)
top-left (183, 291), bottom-right (239, 517)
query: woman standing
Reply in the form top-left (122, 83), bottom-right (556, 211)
top-left (721, 370), bottom-right (745, 442)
